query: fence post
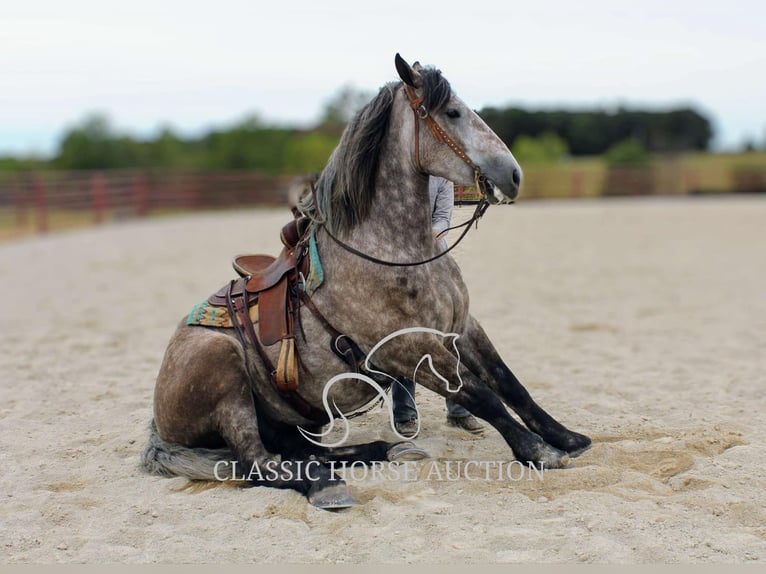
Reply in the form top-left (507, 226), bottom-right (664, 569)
top-left (132, 172), bottom-right (149, 217)
top-left (571, 171), bottom-right (584, 198)
top-left (684, 170), bottom-right (699, 194)
top-left (189, 176), bottom-right (201, 210)
top-left (15, 177), bottom-right (28, 232)
top-left (32, 175), bottom-right (48, 234)
top-left (92, 172), bottom-right (107, 224)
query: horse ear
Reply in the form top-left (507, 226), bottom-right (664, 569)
top-left (395, 53), bottom-right (422, 88)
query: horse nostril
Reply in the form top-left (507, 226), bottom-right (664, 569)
top-left (512, 168), bottom-right (521, 186)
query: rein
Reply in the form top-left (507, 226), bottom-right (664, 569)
top-left (323, 198), bottom-right (488, 267)
top-left (319, 84), bottom-right (493, 268)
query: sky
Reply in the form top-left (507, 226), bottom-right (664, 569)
top-left (1, 0), bottom-right (765, 156)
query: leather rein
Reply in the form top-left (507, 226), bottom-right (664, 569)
top-left (321, 84), bottom-right (493, 268)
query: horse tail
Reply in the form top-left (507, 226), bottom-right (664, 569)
top-left (140, 420), bottom-right (233, 481)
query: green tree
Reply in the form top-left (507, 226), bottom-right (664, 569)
top-left (511, 131), bottom-right (569, 163)
top-left (55, 113), bottom-right (149, 169)
top-left (56, 113), bottom-right (116, 169)
top-left (283, 132), bottom-right (339, 173)
top-left (149, 126), bottom-right (189, 168)
top-left (605, 138), bottom-right (651, 166)
top-left (203, 115), bottom-right (293, 171)
top-left (0, 156), bottom-right (47, 171)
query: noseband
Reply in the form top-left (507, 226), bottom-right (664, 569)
top-left (320, 84), bottom-right (493, 268)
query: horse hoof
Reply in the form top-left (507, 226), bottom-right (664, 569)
top-left (561, 432), bottom-right (592, 458)
top-left (308, 484), bottom-right (358, 510)
top-left (568, 442), bottom-right (592, 459)
top-left (387, 441), bottom-right (430, 462)
top-left (529, 442), bottom-right (570, 469)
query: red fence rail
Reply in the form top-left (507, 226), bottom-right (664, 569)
top-left (0, 170), bottom-right (293, 238)
top-left (2, 163), bottom-right (765, 240)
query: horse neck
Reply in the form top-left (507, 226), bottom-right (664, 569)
top-left (345, 142), bottom-right (435, 258)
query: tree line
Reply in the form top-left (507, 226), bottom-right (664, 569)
top-left (48, 113), bottom-right (340, 174)
top-left (480, 106), bottom-right (713, 156)
top-left (0, 91), bottom-right (716, 172)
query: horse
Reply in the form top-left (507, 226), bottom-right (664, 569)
top-left (141, 54), bottom-right (591, 509)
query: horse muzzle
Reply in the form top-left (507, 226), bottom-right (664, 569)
top-left (481, 162), bottom-right (521, 205)
top-left (485, 178), bottom-right (520, 205)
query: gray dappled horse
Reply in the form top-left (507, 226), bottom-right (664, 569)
top-left (142, 55), bottom-right (591, 509)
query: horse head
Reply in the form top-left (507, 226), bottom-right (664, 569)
top-left (394, 53), bottom-right (522, 204)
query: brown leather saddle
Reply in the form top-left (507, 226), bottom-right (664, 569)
top-left (207, 217), bottom-right (309, 397)
top-left (204, 214), bottom-right (371, 422)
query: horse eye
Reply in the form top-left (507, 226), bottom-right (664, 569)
top-left (445, 108), bottom-right (461, 119)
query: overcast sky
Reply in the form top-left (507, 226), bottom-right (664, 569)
top-left (2, 0), bottom-right (764, 156)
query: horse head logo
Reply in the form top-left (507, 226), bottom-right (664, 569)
top-left (297, 327), bottom-right (463, 447)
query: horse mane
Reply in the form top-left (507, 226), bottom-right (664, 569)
top-left (300, 66), bottom-right (452, 236)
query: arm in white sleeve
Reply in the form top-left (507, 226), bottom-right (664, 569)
top-left (430, 177), bottom-right (454, 236)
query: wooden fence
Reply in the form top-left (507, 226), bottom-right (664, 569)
top-left (0, 170), bottom-right (293, 238)
top-left (1, 161), bottom-right (765, 240)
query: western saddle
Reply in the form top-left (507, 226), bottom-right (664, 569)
top-left (205, 214), bottom-right (365, 421)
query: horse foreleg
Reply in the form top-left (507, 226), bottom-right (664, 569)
top-left (375, 340), bottom-right (571, 469)
top-left (457, 314), bottom-right (592, 456)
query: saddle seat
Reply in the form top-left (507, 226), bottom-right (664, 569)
top-left (230, 213), bottom-right (309, 294)
top-left (233, 249), bottom-right (297, 294)
top-left (232, 254), bottom-right (275, 279)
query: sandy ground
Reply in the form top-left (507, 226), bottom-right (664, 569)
top-left (1, 196), bottom-right (764, 564)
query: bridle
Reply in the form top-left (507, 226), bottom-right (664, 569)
top-left (321, 83), bottom-right (495, 268)
top-left (403, 84), bottom-right (487, 191)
